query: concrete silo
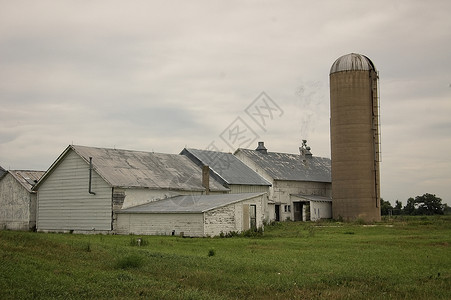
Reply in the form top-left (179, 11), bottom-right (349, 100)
top-left (329, 53), bottom-right (381, 222)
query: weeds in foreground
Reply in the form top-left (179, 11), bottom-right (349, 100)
top-left (115, 254), bottom-right (144, 269)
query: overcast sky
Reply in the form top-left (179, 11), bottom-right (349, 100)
top-left (1, 0), bottom-right (450, 205)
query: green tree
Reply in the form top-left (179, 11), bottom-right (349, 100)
top-left (393, 200), bottom-right (402, 215)
top-left (380, 198), bottom-right (393, 215)
top-left (402, 197), bottom-right (416, 215)
top-left (416, 193), bottom-right (443, 215)
top-left (443, 203), bottom-right (451, 215)
top-left (402, 193), bottom-right (444, 215)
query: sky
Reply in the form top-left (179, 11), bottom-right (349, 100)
top-left (1, 0), bottom-right (450, 206)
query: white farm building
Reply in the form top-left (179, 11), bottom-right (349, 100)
top-left (33, 145), bottom-right (229, 234)
top-left (0, 170), bottom-right (45, 230)
top-left (116, 193), bottom-right (266, 237)
top-left (235, 141), bottom-right (332, 222)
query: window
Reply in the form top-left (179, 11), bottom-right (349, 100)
top-left (284, 205), bottom-right (291, 213)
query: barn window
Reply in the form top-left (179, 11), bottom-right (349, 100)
top-left (284, 205), bottom-right (291, 213)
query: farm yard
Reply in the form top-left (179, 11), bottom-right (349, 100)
top-left (1, 216), bottom-right (450, 300)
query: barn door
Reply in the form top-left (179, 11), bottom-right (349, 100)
top-left (242, 204), bottom-right (250, 231)
top-left (293, 202), bottom-right (302, 221)
top-left (250, 205), bottom-right (257, 230)
top-left (275, 204), bottom-right (280, 221)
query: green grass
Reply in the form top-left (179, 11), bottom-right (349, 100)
top-left (1, 216), bottom-right (450, 299)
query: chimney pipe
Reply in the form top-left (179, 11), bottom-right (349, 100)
top-left (89, 157), bottom-right (96, 195)
top-left (300, 140), bottom-right (312, 162)
top-left (255, 141), bottom-right (268, 154)
top-left (202, 165), bottom-right (210, 195)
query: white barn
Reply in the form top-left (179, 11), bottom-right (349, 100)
top-left (33, 145), bottom-right (228, 234)
top-left (0, 170), bottom-right (45, 230)
top-left (116, 193), bottom-right (266, 237)
top-left (235, 141), bottom-right (332, 222)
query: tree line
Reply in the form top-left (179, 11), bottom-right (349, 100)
top-left (380, 193), bottom-right (450, 216)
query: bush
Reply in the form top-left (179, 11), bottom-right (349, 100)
top-left (241, 227), bottom-right (264, 238)
top-left (218, 227), bottom-right (264, 238)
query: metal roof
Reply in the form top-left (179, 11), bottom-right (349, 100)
top-left (235, 149), bottom-right (331, 183)
top-left (330, 53), bottom-right (376, 74)
top-left (118, 192), bottom-right (265, 214)
top-left (181, 148), bottom-right (271, 186)
top-left (36, 145), bottom-right (229, 192)
top-left (0, 166), bottom-right (6, 179)
top-left (291, 194), bottom-right (332, 202)
top-left (7, 170), bottom-right (45, 193)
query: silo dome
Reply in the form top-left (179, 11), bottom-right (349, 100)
top-left (330, 53), bottom-right (376, 74)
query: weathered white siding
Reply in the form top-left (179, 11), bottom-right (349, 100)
top-left (228, 185), bottom-right (270, 223)
top-left (273, 180), bottom-right (331, 221)
top-left (37, 150), bottom-right (112, 232)
top-left (203, 205), bottom-right (236, 236)
top-left (116, 213), bottom-right (204, 237)
top-left (203, 194), bottom-right (264, 237)
top-left (310, 201), bottom-right (332, 221)
top-left (0, 173), bottom-right (34, 230)
top-left (228, 184), bottom-right (268, 194)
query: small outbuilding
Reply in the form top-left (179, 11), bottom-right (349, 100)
top-left (116, 192), bottom-right (265, 237)
top-left (0, 170), bottom-right (45, 230)
top-left (290, 194), bottom-right (333, 221)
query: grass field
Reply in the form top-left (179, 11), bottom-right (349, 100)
top-left (1, 215), bottom-right (450, 299)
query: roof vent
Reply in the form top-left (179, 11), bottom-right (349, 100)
top-left (255, 141), bottom-right (267, 154)
top-left (299, 140), bottom-right (312, 161)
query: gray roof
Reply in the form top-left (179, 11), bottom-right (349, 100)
top-left (118, 192), bottom-right (265, 214)
top-left (181, 148), bottom-right (271, 186)
top-left (330, 53), bottom-right (376, 74)
top-left (291, 194), bottom-right (332, 202)
top-left (8, 170), bottom-right (45, 193)
top-left (36, 145), bottom-right (228, 192)
top-left (235, 148), bottom-right (331, 183)
top-left (0, 166), bottom-right (6, 179)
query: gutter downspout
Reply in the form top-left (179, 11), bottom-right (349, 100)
top-left (89, 157), bottom-right (96, 195)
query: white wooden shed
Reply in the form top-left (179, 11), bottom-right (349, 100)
top-left (116, 192), bottom-right (266, 237)
top-left (0, 170), bottom-right (45, 230)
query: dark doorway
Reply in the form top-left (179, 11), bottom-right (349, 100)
top-left (275, 204), bottom-right (280, 221)
top-left (250, 204), bottom-right (257, 230)
top-left (293, 202), bottom-right (303, 221)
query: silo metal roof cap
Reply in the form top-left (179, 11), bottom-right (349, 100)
top-left (330, 53), bottom-right (376, 74)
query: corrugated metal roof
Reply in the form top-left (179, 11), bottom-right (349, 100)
top-left (71, 145), bottom-right (229, 191)
top-left (330, 53), bottom-right (376, 74)
top-left (235, 149), bottom-right (331, 183)
top-left (291, 194), bottom-right (332, 202)
top-left (35, 145), bottom-right (229, 192)
top-left (8, 170), bottom-right (45, 192)
top-left (118, 192), bottom-right (265, 214)
top-left (181, 148), bottom-right (271, 186)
